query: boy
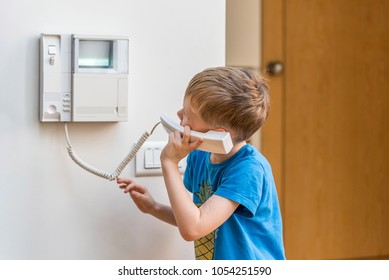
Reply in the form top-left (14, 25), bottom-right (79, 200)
top-left (117, 67), bottom-right (285, 260)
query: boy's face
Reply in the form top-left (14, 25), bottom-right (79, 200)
top-left (177, 98), bottom-right (214, 133)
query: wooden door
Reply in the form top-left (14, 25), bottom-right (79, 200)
top-left (261, 0), bottom-right (389, 259)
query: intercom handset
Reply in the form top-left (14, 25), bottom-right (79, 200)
top-left (160, 114), bottom-right (233, 154)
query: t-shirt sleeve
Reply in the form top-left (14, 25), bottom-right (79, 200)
top-left (214, 160), bottom-right (264, 218)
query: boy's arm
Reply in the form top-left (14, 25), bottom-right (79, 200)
top-left (162, 160), bottom-right (238, 241)
top-left (117, 178), bottom-right (177, 226)
top-left (161, 128), bottom-right (239, 241)
top-left (146, 200), bottom-right (177, 226)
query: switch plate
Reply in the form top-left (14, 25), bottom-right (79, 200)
top-left (135, 141), bottom-right (186, 176)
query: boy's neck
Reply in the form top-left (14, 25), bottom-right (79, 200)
top-left (210, 141), bottom-right (246, 164)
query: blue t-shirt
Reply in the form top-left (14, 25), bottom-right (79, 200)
top-left (183, 144), bottom-right (285, 260)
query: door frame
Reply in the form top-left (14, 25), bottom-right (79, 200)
top-left (261, 0), bottom-right (284, 210)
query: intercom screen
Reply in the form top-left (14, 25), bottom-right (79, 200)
top-left (78, 40), bottom-right (113, 68)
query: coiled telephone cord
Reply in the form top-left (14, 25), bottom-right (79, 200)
top-left (64, 122), bottom-right (161, 181)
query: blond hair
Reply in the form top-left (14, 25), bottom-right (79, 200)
top-left (184, 67), bottom-right (270, 141)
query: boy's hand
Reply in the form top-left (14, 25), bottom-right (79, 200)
top-left (161, 125), bottom-right (203, 164)
top-left (117, 178), bottom-right (157, 215)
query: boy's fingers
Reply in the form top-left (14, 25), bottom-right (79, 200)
top-left (127, 184), bottom-right (146, 194)
top-left (117, 178), bottom-right (132, 184)
top-left (191, 138), bottom-right (204, 149)
top-left (182, 126), bottom-right (191, 143)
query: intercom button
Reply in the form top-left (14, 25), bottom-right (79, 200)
top-left (48, 45), bottom-right (57, 55)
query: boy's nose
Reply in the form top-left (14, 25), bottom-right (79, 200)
top-left (177, 109), bottom-right (184, 126)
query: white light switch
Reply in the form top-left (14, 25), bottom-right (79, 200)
top-left (135, 141), bottom-right (186, 177)
top-left (153, 148), bottom-right (162, 168)
top-left (144, 149), bottom-right (154, 169)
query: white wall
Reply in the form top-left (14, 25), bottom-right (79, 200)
top-left (0, 0), bottom-right (225, 259)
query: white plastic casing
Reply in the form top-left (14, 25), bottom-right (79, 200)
top-left (72, 34), bottom-right (129, 122)
top-left (40, 34), bottom-right (72, 122)
top-left (39, 33), bottom-right (129, 122)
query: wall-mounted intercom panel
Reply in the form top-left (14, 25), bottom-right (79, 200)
top-left (40, 33), bottom-right (129, 122)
